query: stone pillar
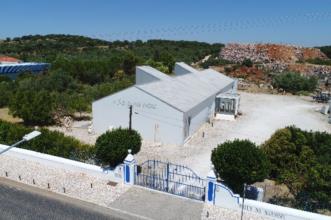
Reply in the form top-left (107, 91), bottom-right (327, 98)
top-left (205, 165), bottom-right (217, 204)
top-left (123, 149), bottom-right (136, 185)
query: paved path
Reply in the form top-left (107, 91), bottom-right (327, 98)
top-left (111, 186), bottom-right (204, 220)
top-left (0, 178), bottom-right (145, 220)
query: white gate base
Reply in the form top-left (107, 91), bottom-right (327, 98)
top-left (215, 114), bottom-right (235, 121)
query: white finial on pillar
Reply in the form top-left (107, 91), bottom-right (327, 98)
top-left (207, 164), bottom-right (216, 180)
top-left (124, 149), bottom-right (134, 162)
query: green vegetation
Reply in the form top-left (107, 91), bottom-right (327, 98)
top-left (0, 120), bottom-right (92, 161)
top-left (95, 128), bottom-right (142, 167)
top-left (211, 139), bottom-right (270, 194)
top-left (242, 58), bottom-right (253, 67)
top-left (0, 34), bottom-right (223, 125)
top-left (306, 58), bottom-right (331, 66)
top-left (319, 46), bottom-right (331, 59)
top-left (201, 55), bottom-right (233, 69)
top-left (262, 126), bottom-right (331, 212)
top-left (272, 72), bottom-right (318, 94)
top-left (212, 128), bottom-right (331, 213)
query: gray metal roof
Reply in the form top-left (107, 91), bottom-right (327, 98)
top-left (135, 64), bottom-right (234, 112)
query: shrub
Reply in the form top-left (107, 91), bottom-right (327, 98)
top-left (262, 126), bottom-right (331, 211)
top-left (95, 128), bottom-right (141, 167)
top-left (9, 89), bottom-right (55, 125)
top-left (211, 139), bottom-right (270, 194)
top-left (0, 120), bottom-right (92, 161)
top-left (242, 58), bottom-right (253, 67)
top-left (272, 72), bottom-right (318, 94)
top-left (0, 81), bottom-right (14, 107)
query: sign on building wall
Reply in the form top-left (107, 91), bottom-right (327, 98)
top-left (112, 98), bottom-right (157, 110)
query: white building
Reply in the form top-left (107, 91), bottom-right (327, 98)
top-left (93, 62), bottom-right (239, 145)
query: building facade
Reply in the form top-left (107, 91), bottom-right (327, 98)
top-left (93, 62), bottom-right (239, 145)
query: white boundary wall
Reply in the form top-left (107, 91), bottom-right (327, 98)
top-left (212, 182), bottom-right (331, 220)
top-left (0, 144), bottom-right (123, 182)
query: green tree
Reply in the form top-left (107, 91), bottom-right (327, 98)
top-left (242, 58), bottom-right (253, 67)
top-left (0, 81), bottom-right (14, 107)
top-left (95, 128), bottom-right (141, 167)
top-left (122, 53), bottom-right (139, 75)
top-left (262, 126), bottom-right (331, 211)
top-left (40, 70), bottom-right (78, 92)
top-left (211, 139), bottom-right (270, 194)
top-left (0, 120), bottom-right (92, 161)
top-left (159, 52), bottom-right (175, 73)
top-left (9, 89), bottom-right (55, 125)
top-left (144, 59), bottom-right (169, 73)
top-left (69, 94), bottom-right (90, 117)
top-left (272, 72), bottom-right (318, 94)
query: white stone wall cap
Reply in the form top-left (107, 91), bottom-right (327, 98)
top-left (124, 149), bottom-right (135, 163)
top-left (124, 155), bottom-right (135, 163)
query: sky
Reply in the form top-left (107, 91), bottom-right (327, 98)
top-left (1, 0), bottom-right (331, 46)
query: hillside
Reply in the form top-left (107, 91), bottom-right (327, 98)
top-left (220, 43), bottom-right (328, 63)
top-left (0, 34), bottom-right (223, 64)
top-left (0, 35), bottom-right (225, 126)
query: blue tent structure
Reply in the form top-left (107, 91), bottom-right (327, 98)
top-left (0, 62), bottom-right (50, 79)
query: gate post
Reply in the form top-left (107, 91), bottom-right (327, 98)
top-left (123, 149), bottom-right (136, 185)
top-left (205, 165), bottom-right (217, 204)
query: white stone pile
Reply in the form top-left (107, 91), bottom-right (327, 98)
top-left (0, 154), bottom-right (129, 207)
top-left (220, 43), bottom-right (271, 63)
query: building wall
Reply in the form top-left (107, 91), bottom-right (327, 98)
top-left (174, 63), bottom-right (197, 76)
top-left (93, 87), bottom-right (184, 145)
top-left (184, 82), bottom-right (236, 139)
top-left (135, 67), bottom-right (160, 85)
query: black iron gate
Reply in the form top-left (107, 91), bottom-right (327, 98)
top-left (135, 160), bottom-right (205, 201)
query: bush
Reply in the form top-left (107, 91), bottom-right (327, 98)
top-left (262, 126), bottom-right (331, 211)
top-left (0, 81), bottom-right (14, 107)
top-left (201, 57), bottom-right (233, 69)
top-left (95, 128), bottom-right (141, 167)
top-left (211, 139), bottom-right (270, 194)
top-left (306, 58), bottom-right (331, 66)
top-left (272, 72), bottom-right (318, 94)
top-left (9, 89), bottom-right (55, 125)
top-left (0, 120), bottom-right (92, 161)
top-left (242, 58), bottom-right (253, 67)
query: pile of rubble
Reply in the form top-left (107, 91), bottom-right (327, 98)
top-left (259, 63), bottom-right (331, 76)
top-left (220, 43), bottom-right (327, 64)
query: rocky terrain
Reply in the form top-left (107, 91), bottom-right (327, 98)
top-left (220, 43), bottom-right (328, 63)
top-left (217, 43), bottom-right (331, 92)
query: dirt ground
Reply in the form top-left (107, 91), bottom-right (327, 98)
top-left (0, 108), bottom-right (22, 123)
top-left (48, 92), bottom-right (331, 177)
top-left (135, 92), bottom-right (331, 177)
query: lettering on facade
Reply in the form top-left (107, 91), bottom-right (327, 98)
top-left (240, 204), bottom-right (286, 219)
top-left (113, 99), bottom-right (157, 110)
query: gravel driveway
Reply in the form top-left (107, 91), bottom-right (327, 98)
top-left (136, 92), bottom-right (331, 177)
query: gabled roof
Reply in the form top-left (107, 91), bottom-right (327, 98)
top-left (135, 63), bottom-right (234, 112)
top-left (0, 56), bottom-right (21, 63)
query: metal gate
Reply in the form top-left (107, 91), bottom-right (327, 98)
top-left (135, 160), bottom-right (205, 201)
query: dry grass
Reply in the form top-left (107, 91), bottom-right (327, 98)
top-left (0, 108), bottom-right (22, 123)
